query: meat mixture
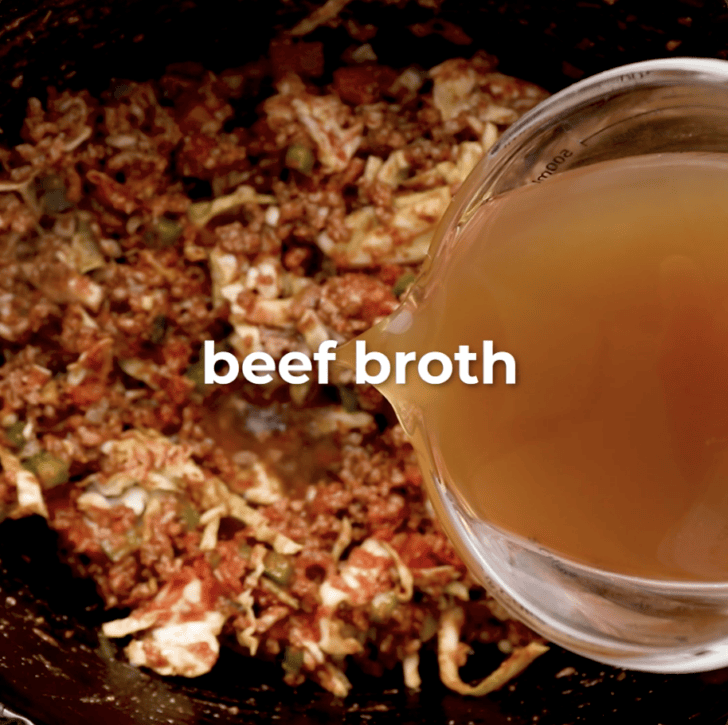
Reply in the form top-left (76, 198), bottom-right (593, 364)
top-left (0, 40), bottom-right (550, 698)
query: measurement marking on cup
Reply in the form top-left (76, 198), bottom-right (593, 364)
top-left (577, 112), bottom-right (660, 148)
top-left (575, 105), bottom-right (718, 152)
top-left (532, 149), bottom-right (574, 182)
top-left (618, 71), bottom-right (651, 83)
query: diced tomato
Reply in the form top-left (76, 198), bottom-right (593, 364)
top-left (270, 39), bottom-right (325, 79)
top-left (332, 65), bottom-right (399, 106)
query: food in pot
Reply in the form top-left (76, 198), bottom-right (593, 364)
top-left (0, 40), bottom-right (548, 697)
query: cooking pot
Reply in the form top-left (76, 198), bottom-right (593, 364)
top-left (1, 1), bottom-right (728, 723)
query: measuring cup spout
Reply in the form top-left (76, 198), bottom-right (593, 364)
top-left (339, 297), bottom-right (430, 435)
top-left (336, 314), bottom-right (394, 381)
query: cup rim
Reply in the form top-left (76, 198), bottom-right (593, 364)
top-left (424, 55), bottom-right (728, 275)
top-left (491, 56), bottom-right (728, 161)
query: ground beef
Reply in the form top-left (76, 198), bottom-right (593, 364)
top-left (0, 40), bottom-right (548, 698)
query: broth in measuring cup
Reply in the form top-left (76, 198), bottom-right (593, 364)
top-left (353, 151), bottom-right (728, 582)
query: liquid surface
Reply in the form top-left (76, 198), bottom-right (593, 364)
top-left (359, 153), bottom-right (728, 582)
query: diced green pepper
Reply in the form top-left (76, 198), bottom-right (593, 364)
top-left (179, 501), bottom-right (200, 530)
top-left (39, 176), bottom-right (73, 214)
top-left (153, 217), bottom-right (183, 247)
top-left (285, 144), bottom-right (314, 175)
top-left (187, 201), bottom-right (213, 225)
top-left (185, 343), bottom-right (230, 394)
top-left (497, 639), bottom-right (514, 654)
top-left (420, 613), bottom-right (438, 642)
top-left (393, 272), bottom-right (416, 298)
top-left (23, 451), bottom-right (69, 488)
top-left (145, 217), bottom-right (183, 248)
top-left (43, 188), bottom-right (73, 213)
top-left (5, 421), bottom-right (26, 449)
top-left (149, 315), bottom-right (167, 345)
top-left (336, 385), bottom-right (359, 413)
top-left (185, 359), bottom-right (213, 395)
top-left (239, 543), bottom-right (252, 559)
top-left (370, 590), bottom-right (398, 623)
top-left (96, 632), bottom-right (115, 662)
top-left (100, 528), bottom-right (141, 563)
top-left (39, 175), bottom-right (65, 192)
top-left (263, 551), bottom-right (294, 587)
top-left (72, 223), bottom-right (105, 273)
top-left (282, 647), bottom-right (303, 674)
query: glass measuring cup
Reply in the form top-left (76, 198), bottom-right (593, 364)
top-left (343, 58), bottom-right (728, 673)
